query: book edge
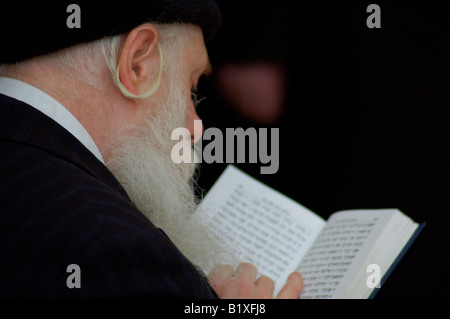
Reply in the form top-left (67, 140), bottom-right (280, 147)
top-left (368, 222), bottom-right (425, 299)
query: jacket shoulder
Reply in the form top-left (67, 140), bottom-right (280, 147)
top-left (0, 140), bottom-right (215, 298)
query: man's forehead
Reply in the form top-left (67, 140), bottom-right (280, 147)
top-left (184, 27), bottom-right (211, 72)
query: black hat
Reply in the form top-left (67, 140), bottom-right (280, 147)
top-left (0, 0), bottom-right (221, 64)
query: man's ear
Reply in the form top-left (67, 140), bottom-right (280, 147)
top-left (117, 24), bottom-right (160, 96)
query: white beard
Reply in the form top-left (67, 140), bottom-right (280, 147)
top-left (105, 76), bottom-right (236, 275)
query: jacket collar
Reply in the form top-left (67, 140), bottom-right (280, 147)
top-left (0, 77), bottom-right (104, 163)
top-left (0, 93), bottom-right (131, 201)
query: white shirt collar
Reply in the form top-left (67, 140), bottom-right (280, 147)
top-left (0, 77), bottom-right (105, 164)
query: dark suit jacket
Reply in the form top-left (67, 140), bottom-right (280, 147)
top-left (0, 93), bottom-right (217, 298)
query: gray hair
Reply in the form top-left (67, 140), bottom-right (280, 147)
top-left (0, 23), bottom-right (192, 99)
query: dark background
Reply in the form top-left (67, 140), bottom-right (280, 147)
top-left (196, 0), bottom-right (450, 298)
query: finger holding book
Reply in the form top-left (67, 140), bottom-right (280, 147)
top-left (208, 262), bottom-right (303, 299)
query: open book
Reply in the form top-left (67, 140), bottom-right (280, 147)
top-left (197, 165), bottom-right (423, 299)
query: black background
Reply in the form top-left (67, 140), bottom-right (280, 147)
top-left (2, 0), bottom-right (448, 301)
top-left (196, 0), bottom-right (450, 298)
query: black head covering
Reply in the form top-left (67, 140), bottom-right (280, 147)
top-left (0, 0), bottom-right (221, 64)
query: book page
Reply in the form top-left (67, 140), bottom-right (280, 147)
top-left (296, 210), bottom-right (408, 299)
top-left (198, 165), bottom-right (325, 296)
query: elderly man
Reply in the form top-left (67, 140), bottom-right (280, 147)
top-left (0, 1), bottom-right (302, 298)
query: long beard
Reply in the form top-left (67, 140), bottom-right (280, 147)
top-left (105, 80), bottom-right (235, 274)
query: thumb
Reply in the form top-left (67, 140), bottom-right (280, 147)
top-left (276, 272), bottom-right (303, 299)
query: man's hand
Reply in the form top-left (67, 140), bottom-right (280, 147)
top-left (208, 263), bottom-right (303, 299)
